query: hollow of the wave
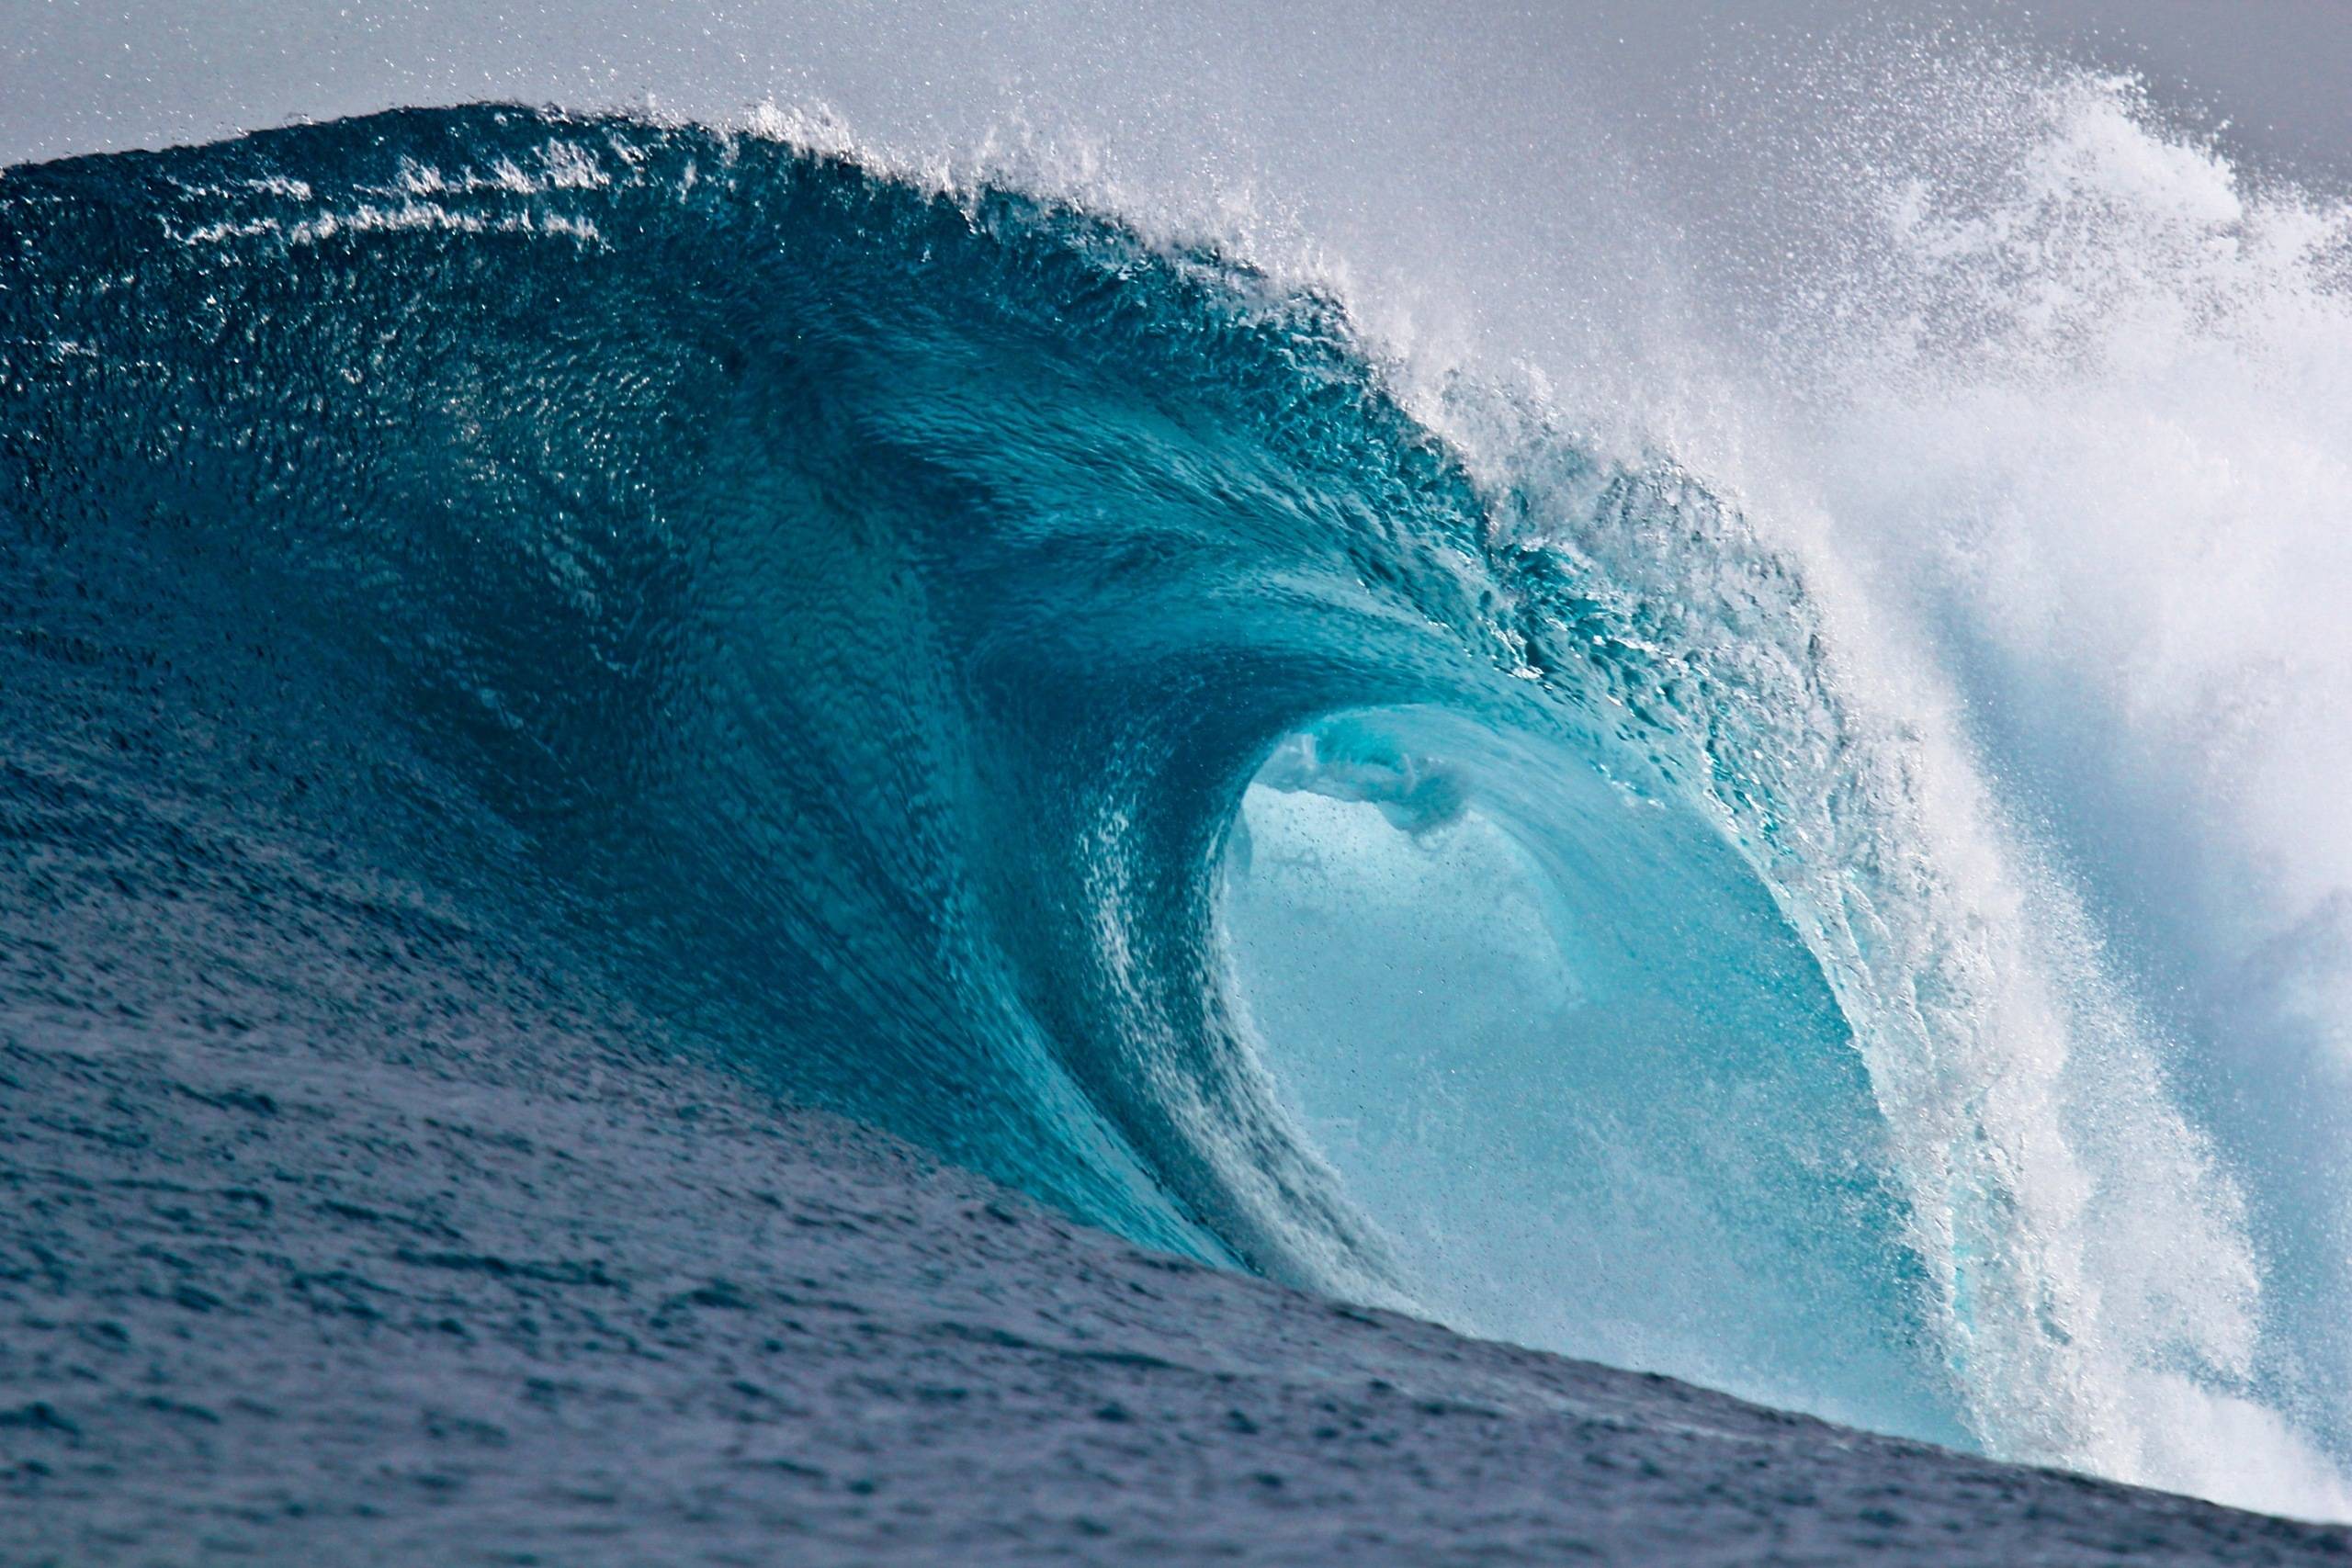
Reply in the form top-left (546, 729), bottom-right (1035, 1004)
top-left (1216, 708), bottom-right (1969, 1449)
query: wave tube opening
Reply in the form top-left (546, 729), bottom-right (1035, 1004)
top-left (1216, 706), bottom-right (1964, 1447)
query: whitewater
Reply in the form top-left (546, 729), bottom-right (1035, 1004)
top-left (6, 20), bottom-right (2352, 1559)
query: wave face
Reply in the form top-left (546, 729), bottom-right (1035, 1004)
top-left (1, 103), bottom-right (2346, 1516)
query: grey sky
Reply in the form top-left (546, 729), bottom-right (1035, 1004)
top-left (6, 2), bottom-right (2351, 190)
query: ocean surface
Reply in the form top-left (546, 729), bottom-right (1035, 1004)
top-left (5, 89), bottom-right (2352, 1558)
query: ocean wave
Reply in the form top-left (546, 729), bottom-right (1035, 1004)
top-left (4, 97), bottom-right (2346, 1515)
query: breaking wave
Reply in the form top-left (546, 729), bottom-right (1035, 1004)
top-left (6, 85), bottom-right (2350, 1517)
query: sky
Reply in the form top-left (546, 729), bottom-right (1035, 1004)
top-left (7, 2), bottom-right (2352, 192)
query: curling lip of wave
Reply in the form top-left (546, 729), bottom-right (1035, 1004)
top-left (0, 100), bottom-right (2340, 1517)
